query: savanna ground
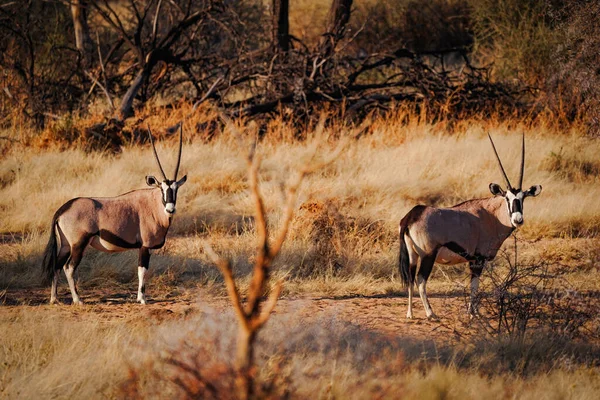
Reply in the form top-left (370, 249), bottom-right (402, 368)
top-left (2, 107), bottom-right (600, 398)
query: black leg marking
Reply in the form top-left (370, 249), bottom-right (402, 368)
top-left (139, 247), bottom-right (151, 268)
top-left (64, 241), bottom-right (88, 303)
top-left (468, 261), bottom-right (485, 317)
top-left (69, 242), bottom-right (87, 271)
top-left (418, 254), bottom-right (437, 281)
top-left (417, 251), bottom-right (438, 319)
top-left (469, 262), bottom-right (484, 279)
top-left (56, 252), bottom-right (70, 272)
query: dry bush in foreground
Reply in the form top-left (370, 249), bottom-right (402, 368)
top-left (202, 149), bottom-right (300, 399)
top-left (198, 130), bottom-right (340, 398)
top-left (471, 239), bottom-right (600, 344)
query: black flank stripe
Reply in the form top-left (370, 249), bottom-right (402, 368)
top-left (99, 229), bottom-right (141, 249)
top-left (443, 242), bottom-right (490, 263)
top-left (443, 242), bottom-right (473, 261)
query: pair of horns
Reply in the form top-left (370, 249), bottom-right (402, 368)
top-left (148, 124), bottom-right (183, 181)
top-left (488, 133), bottom-right (525, 190)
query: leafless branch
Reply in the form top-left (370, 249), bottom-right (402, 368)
top-left (203, 243), bottom-right (249, 330)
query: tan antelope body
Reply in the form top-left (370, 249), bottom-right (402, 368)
top-left (399, 134), bottom-right (542, 319)
top-left (41, 127), bottom-right (186, 305)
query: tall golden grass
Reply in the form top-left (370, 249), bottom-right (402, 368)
top-left (1, 107), bottom-right (599, 236)
top-left (1, 108), bottom-right (599, 291)
top-left (1, 107), bottom-right (600, 398)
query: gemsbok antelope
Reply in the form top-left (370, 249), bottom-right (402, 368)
top-left (399, 134), bottom-right (542, 319)
top-left (41, 127), bottom-right (187, 305)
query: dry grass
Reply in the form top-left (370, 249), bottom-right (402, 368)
top-left (2, 109), bottom-right (600, 397)
top-left (3, 305), bottom-right (600, 399)
top-left (2, 113), bottom-right (600, 237)
top-left (0, 308), bottom-right (138, 398)
top-left (1, 110), bottom-right (600, 295)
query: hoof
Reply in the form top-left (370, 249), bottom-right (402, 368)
top-left (49, 298), bottom-right (62, 305)
top-left (406, 312), bottom-right (414, 319)
top-left (137, 297), bottom-right (147, 305)
top-left (427, 314), bottom-right (440, 321)
top-left (72, 300), bottom-right (84, 306)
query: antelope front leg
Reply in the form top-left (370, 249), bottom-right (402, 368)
top-left (137, 247), bottom-right (150, 305)
top-left (468, 261), bottom-right (484, 318)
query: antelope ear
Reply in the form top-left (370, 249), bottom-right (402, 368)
top-left (525, 184), bottom-right (542, 197)
top-left (176, 175), bottom-right (187, 186)
top-left (146, 176), bottom-right (159, 187)
top-left (489, 183), bottom-right (505, 196)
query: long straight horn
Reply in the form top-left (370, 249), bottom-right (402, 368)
top-left (173, 123), bottom-right (183, 181)
top-left (148, 125), bottom-right (168, 181)
top-left (488, 133), bottom-right (512, 189)
top-left (518, 133), bottom-right (525, 190)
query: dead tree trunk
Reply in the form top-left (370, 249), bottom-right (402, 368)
top-left (70, 0), bottom-right (93, 66)
top-left (272, 0), bottom-right (289, 52)
top-left (117, 63), bottom-right (150, 120)
top-left (319, 0), bottom-right (353, 56)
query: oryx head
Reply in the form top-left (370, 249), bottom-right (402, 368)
top-left (146, 125), bottom-right (187, 217)
top-left (488, 133), bottom-right (542, 228)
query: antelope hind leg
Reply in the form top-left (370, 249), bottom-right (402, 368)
top-left (417, 254), bottom-right (438, 320)
top-left (64, 244), bottom-right (85, 305)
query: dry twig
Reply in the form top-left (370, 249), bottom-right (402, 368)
top-left (204, 128), bottom-right (343, 399)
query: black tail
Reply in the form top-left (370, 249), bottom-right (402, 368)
top-left (41, 211), bottom-right (70, 286)
top-left (41, 217), bottom-right (58, 286)
top-left (399, 224), bottom-right (411, 287)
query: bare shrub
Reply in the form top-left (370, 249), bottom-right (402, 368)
top-left (545, 0), bottom-right (600, 136)
top-left (472, 238), bottom-right (600, 341)
top-left (0, 1), bottom-right (81, 126)
top-left (199, 127), bottom-right (343, 398)
top-left (0, 0), bottom-right (534, 138)
top-left (119, 346), bottom-right (288, 400)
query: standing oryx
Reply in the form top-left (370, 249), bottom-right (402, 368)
top-left (399, 134), bottom-right (542, 319)
top-left (41, 126), bottom-right (187, 305)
